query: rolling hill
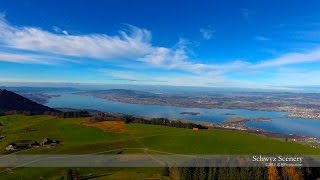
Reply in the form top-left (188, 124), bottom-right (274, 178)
top-left (0, 89), bottom-right (58, 114)
top-left (0, 115), bottom-right (319, 179)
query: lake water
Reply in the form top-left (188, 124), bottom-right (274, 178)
top-left (46, 93), bottom-right (320, 138)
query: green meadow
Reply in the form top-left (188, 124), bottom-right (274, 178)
top-left (0, 115), bottom-right (319, 179)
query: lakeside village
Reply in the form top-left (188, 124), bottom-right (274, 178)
top-left (212, 117), bottom-right (320, 148)
top-left (179, 114), bottom-right (320, 149)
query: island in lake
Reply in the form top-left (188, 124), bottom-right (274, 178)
top-left (222, 113), bottom-right (237, 115)
top-left (180, 112), bottom-right (200, 115)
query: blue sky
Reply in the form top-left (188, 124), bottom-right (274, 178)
top-left (0, 0), bottom-right (320, 90)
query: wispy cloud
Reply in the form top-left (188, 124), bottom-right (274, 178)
top-left (254, 36), bottom-right (270, 41)
top-left (200, 26), bottom-right (215, 40)
top-left (254, 48), bottom-right (320, 68)
top-left (52, 26), bottom-right (69, 35)
top-left (0, 51), bottom-right (72, 64)
top-left (241, 8), bottom-right (250, 20)
top-left (101, 70), bottom-right (168, 83)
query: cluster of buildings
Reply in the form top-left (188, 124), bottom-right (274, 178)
top-left (5, 138), bottom-right (60, 151)
top-left (281, 106), bottom-right (320, 119)
top-left (213, 122), bottom-right (248, 131)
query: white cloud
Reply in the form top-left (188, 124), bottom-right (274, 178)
top-left (200, 26), bottom-right (214, 40)
top-left (52, 26), bottom-right (61, 33)
top-left (0, 16), bottom-right (152, 60)
top-left (62, 30), bottom-right (69, 35)
top-left (53, 26), bottom-right (69, 35)
top-left (254, 48), bottom-right (320, 68)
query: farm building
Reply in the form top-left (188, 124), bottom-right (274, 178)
top-left (41, 138), bottom-right (60, 146)
top-left (5, 143), bottom-right (17, 151)
top-left (28, 141), bottom-right (40, 148)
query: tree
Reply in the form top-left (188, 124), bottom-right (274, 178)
top-left (66, 169), bottom-right (73, 180)
top-left (162, 164), bottom-right (170, 176)
top-left (208, 167), bottom-right (218, 180)
top-left (181, 167), bottom-right (192, 180)
top-left (254, 167), bottom-right (267, 180)
top-left (268, 166), bottom-right (280, 180)
top-left (198, 167), bottom-right (207, 180)
top-left (281, 167), bottom-right (302, 180)
top-left (192, 167), bottom-right (199, 180)
top-left (170, 167), bottom-right (181, 180)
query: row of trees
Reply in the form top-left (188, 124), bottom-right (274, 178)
top-left (165, 166), bottom-right (320, 180)
top-left (121, 115), bottom-right (208, 129)
top-left (91, 113), bottom-right (208, 129)
top-left (0, 110), bottom-right (36, 116)
top-left (0, 110), bottom-right (91, 118)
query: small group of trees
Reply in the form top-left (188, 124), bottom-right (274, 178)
top-left (165, 166), bottom-right (320, 180)
top-left (90, 113), bottom-right (120, 122)
top-left (63, 169), bottom-right (80, 180)
top-left (57, 111), bottom-right (90, 118)
top-left (168, 166), bottom-right (267, 180)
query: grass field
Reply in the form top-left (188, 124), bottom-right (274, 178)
top-left (0, 115), bottom-right (319, 179)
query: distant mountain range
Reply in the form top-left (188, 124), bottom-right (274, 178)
top-left (0, 86), bottom-right (78, 93)
top-left (0, 89), bottom-right (58, 114)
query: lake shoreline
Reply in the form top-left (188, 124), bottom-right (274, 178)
top-left (46, 93), bottom-right (320, 139)
top-left (75, 93), bottom-right (320, 120)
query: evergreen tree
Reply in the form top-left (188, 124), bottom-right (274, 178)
top-left (66, 169), bottom-right (73, 180)
top-left (73, 169), bottom-right (80, 180)
top-left (193, 167), bottom-right (201, 180)
top-left (208, 167), bottom-right (218, 180)
top-left (218, 167), bottom-right (228, 180)
top-left (181, 167), bottom-right (192, 180)
top-left (162, 164), bottom-right (170, 176)
top-left (254, 167), bottom-right (267, 180)
top-left (198, 167), bottom-right (207, 180)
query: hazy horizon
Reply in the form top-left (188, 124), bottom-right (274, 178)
top-left (1, 81), bottom-right (320, 93)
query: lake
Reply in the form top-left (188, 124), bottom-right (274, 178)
top-left (46, 93), bottom-right (320, 138)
